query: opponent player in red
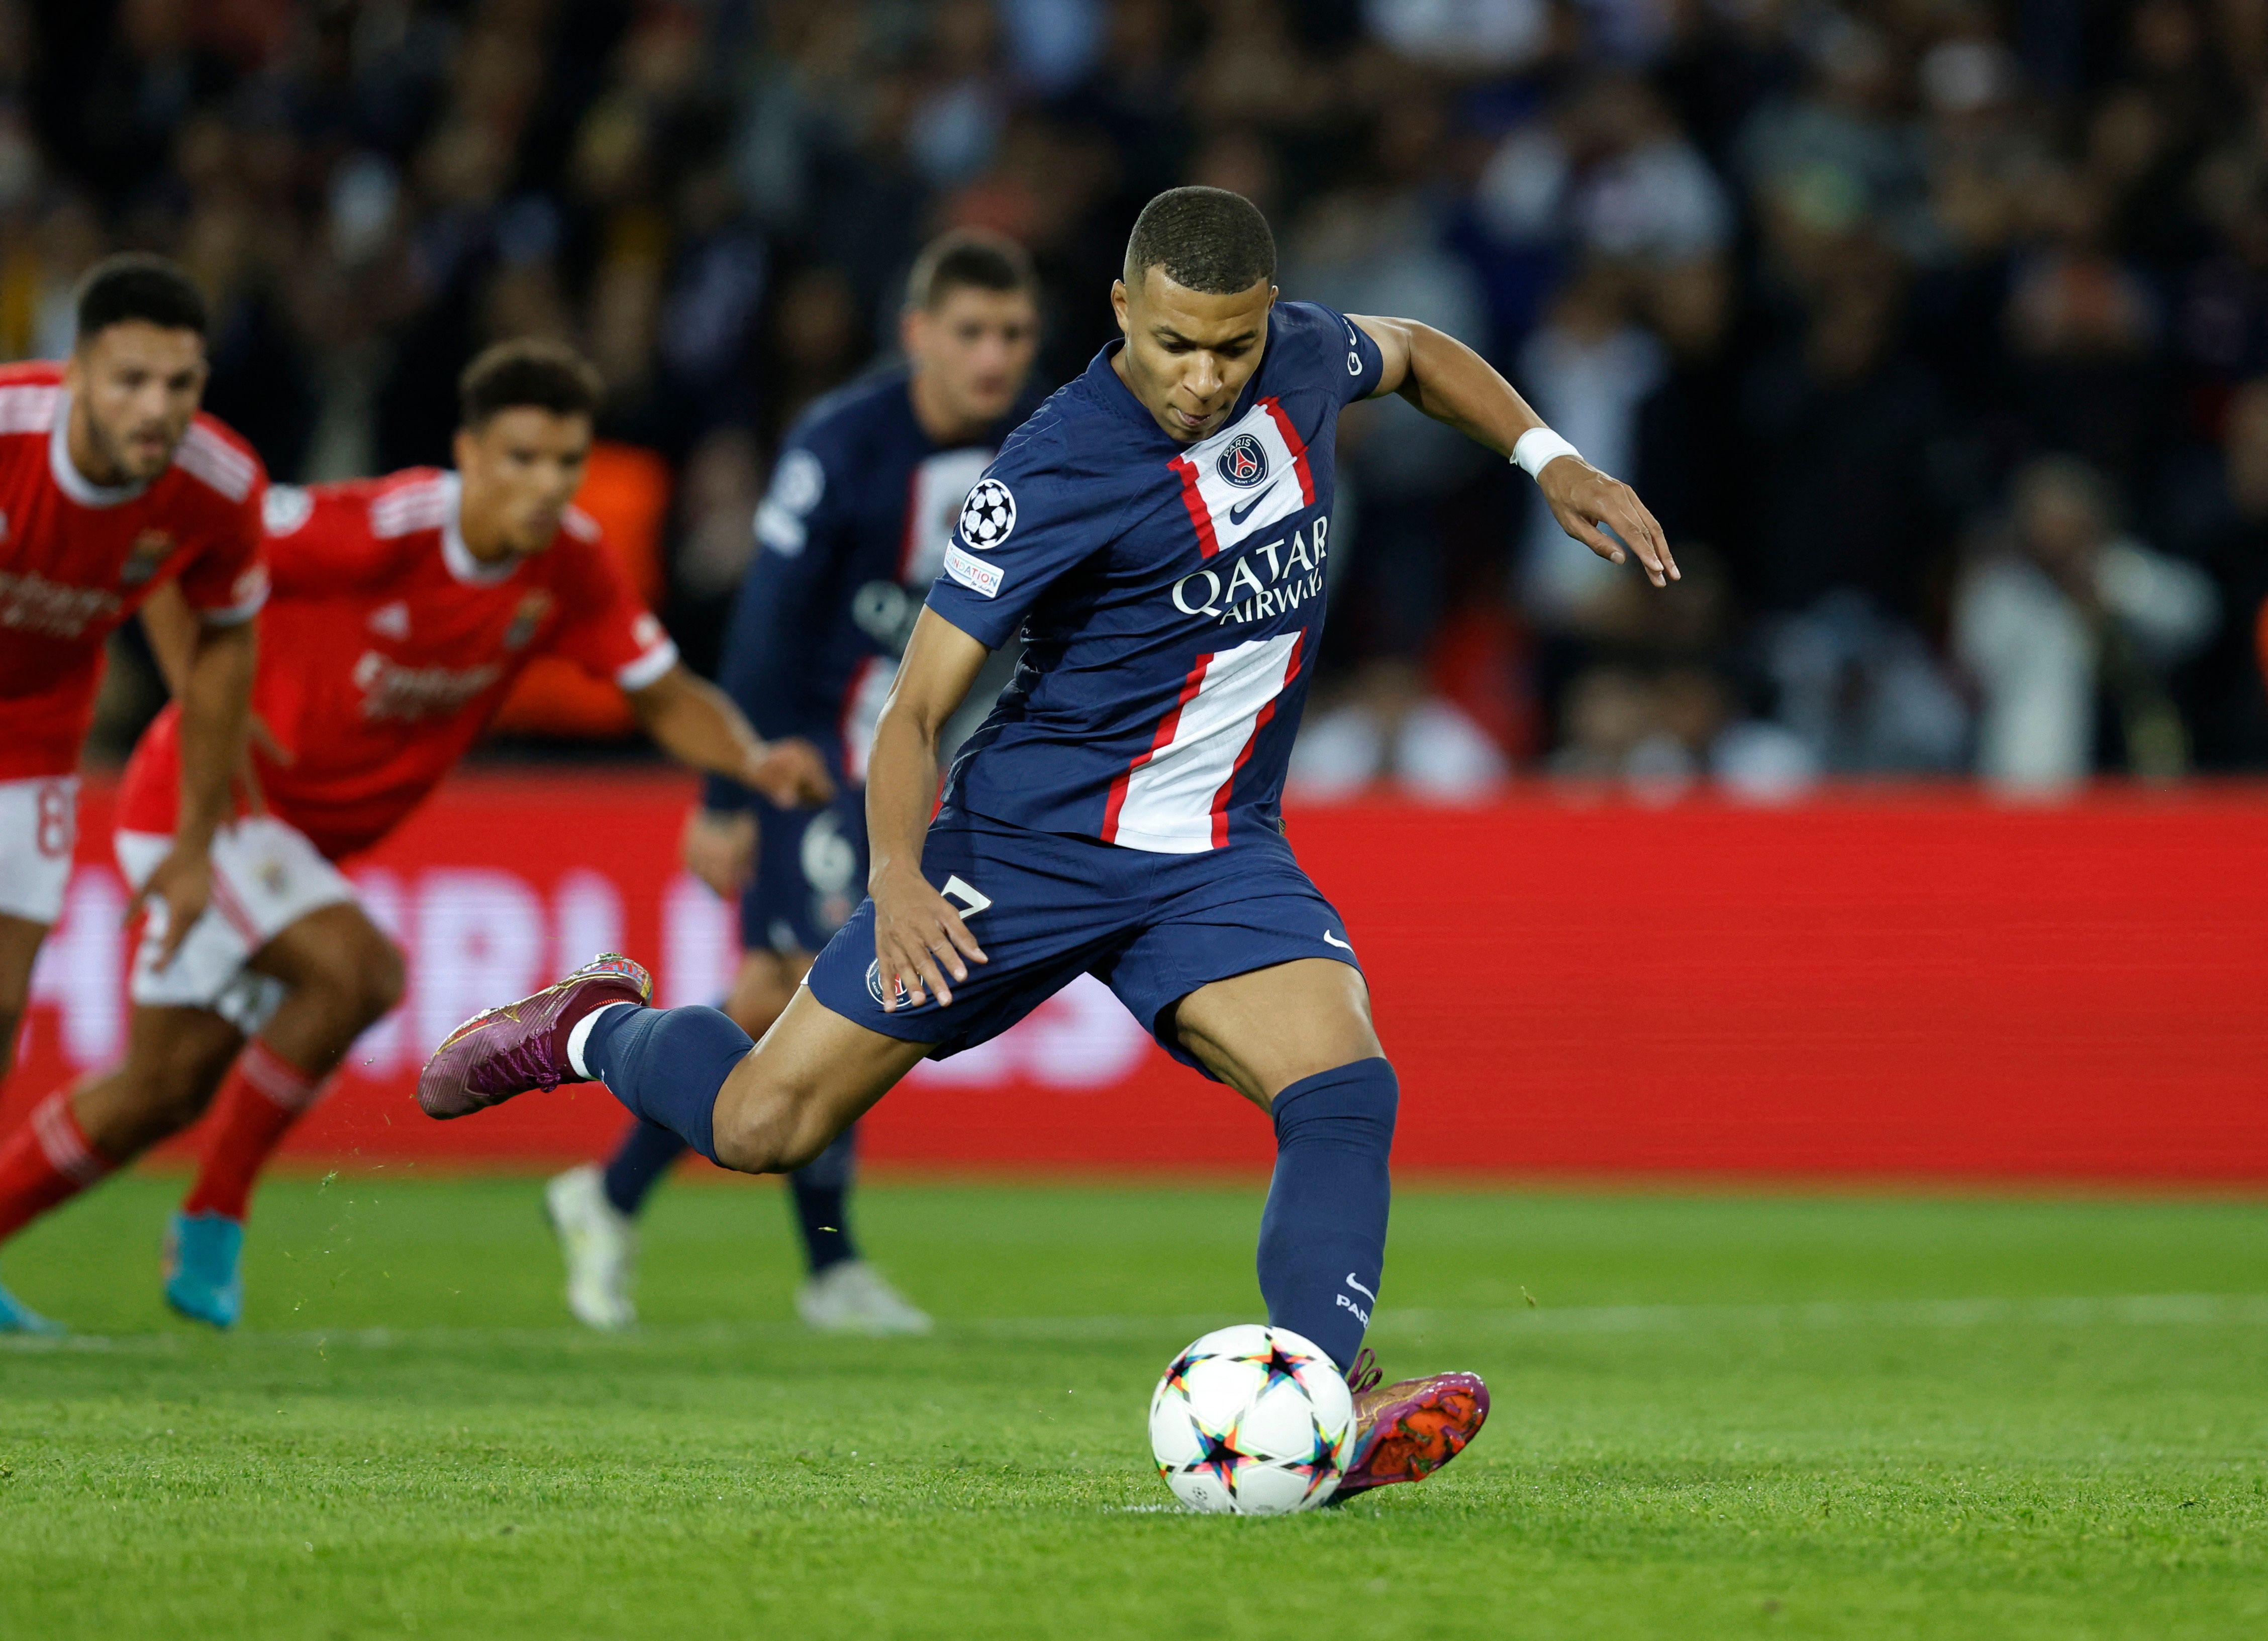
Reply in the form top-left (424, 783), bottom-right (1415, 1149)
top-left (0, 256), bottom-right (269, 1334)
top-left (0, 338), bottom-right (829, 1331)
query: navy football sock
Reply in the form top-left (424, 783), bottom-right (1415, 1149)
top-left (1255, 1057), bottom-right (1398, 1374)
top-left (580, 1004), bottom-right (749, 1165)
top-left (601, 1120), bottom-right (688, 1218)
top-left (789, 1124), bottom-right (859, 1275)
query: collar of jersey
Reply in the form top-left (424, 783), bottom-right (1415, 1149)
top-left (1086, 323), bottom-right (1274, 444)
top-left (48, 392), bottom-right (151, 509)
top-left (437, 472), bottom-right (521, 587)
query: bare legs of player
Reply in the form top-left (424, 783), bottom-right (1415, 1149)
top-left (6, 902), bottom-right (401, 1328)
top-left (0, 911), bottom-right (49, 1085)
top-left (0, 901), bottom-right (399, 1331)
top-left (72, 904), bottom-right (403, 1157)
top-left (707, 957), bottom-right (1376, 1172)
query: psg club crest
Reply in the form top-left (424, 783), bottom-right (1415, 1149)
top-left (864, 960), bottom-right (915, 1010)
top-left (1216, 432), bottom-right (1269, 488)
top-left (959, 478), bottom-right (1016, 550)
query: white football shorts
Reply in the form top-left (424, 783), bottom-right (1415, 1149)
top-left (0, 776), bottom-right (80, 925)
top-left (116, 813), bottom-right (358, 1035)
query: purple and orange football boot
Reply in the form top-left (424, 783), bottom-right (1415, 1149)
top-left (1332, 1350), bottom-right (1490, 1500)
top-left (417, 953), bottom-right (651, 1120)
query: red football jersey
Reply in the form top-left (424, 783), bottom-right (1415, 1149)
top-left (0, 361), bottom-right (268, 780)
top-left (119, 467), bottom-right (677, 860)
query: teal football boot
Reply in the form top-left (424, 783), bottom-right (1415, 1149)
top-left (0, 1274), bottom-right (62, 1336)
top-left (163, 1211), bottom-right (244, 1329)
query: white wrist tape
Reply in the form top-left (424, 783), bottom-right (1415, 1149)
top-left (1512, 428), bottom-right (1582, 480)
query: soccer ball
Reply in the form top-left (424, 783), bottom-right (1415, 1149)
top-left (1148, 1324), bottom-right (1355, 1514)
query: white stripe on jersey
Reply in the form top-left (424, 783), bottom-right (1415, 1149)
top-left (370, 475), bottom-right (453, 538)
top-left (0, 384), bottom-right (60, 437)
top-left (1103, 631), bottom-right (1303, 854)
top-left (174, 422), bottom-right (258, 502)
top-left (1168, 398), bottom-right (1315, 559)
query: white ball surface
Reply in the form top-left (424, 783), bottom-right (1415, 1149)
top-left (1148, 1324), bottom-right (1356, 1515)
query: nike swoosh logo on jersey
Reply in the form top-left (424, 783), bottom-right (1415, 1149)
top-left (1227, 485), bottom-right (1277, 527)
top-left (1323, 930), bottom-right (1352, 950)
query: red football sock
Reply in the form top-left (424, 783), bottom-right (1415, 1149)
top-left (179, 1041), bottom-right (325, 1223)
top-left (0, 1090), bottom-right (114, 1244)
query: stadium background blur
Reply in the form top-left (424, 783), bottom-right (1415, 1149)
top-left (8, 0), bottom-right (2268, 798)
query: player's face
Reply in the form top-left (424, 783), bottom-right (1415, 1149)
top-left (906, 286), bottom-right (1040, 426)
top-left (453, 408), bottom-right (593, 557)
top-left (1111, 268), bottom-right (1274, 443)
top-left (64, 322), bottom-right (209, 484)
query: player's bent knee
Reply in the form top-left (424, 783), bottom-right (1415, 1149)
top-left (710, 1072), bottom-right (833, 1176)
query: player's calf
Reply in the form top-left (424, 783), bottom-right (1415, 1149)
top-left (1254, 1057), bottom-right (1397, 1373)
top-left (74, 1006), bottom-right (247, 1159)
top-left (418, 955), bottom-right (920, 1178)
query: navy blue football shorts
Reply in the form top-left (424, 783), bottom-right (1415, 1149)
top-left (804, 809), bottom-right (1362, 1078)
top-left (737, 788), bottom-right (870, 957)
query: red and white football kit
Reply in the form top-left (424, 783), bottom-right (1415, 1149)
top-left (0, 361), bottom-right (267, 924)
top-left (115, 467), bottom-right (676, 1024)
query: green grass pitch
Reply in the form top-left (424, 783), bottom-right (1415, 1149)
top-left (2, 1170), bottom-right (2264, 1639)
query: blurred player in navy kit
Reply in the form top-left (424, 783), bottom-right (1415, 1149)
top-left (545, 231), bottom-right (1042, 1333)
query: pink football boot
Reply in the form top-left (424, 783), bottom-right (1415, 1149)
top-left (1332, 1350), bottom-right (1491, 1499)
top-left (417, 953), bottom-right (651, 1119)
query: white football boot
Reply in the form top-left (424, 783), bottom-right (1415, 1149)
top-left (544, 1164), bottom-right (637, 1331)
top-left (795, 1260), bottom-right (933, 1336)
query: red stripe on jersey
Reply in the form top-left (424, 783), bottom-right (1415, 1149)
top-left (1261, 397), bottom-right (1316, 507)
top-left (1103, 651), bottom-right (1215, 844)
top-left (1208, 631), bottom-right (1303, 848)
top-left (1170, 454), bottom-right (1222, 559)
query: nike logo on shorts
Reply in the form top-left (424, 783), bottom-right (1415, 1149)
top-left (1323, 930), bottom-right (1352, 950)
top-left (1227, 485), bottom-right (1276, 526)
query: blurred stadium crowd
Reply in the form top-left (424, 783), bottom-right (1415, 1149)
top-left (6, 0), bottom-right (2268, 796)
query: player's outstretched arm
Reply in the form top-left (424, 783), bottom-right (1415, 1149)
top-left (131, 614), bottom-right (258, 969)
top-left (866, 608), bottom-right (993, 1011)
top-left (1349, 314), bottom-right (1678, 589)
top-left (626, 663), bottom-right (834, 809)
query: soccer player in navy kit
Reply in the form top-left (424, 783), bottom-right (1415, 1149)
top-left (543, 231), bottom-right (1041, 1333)
top-left (423, 188), bottom-right (1675, 1497)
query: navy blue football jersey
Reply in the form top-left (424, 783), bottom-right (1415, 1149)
top-left (927, 300), bottom-right (1384, 853)
top-left (704, 368), bottom-right (1024, 807)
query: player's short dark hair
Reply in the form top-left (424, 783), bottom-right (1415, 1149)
top-left (1123, 187), bottom-right (1276, 296)
top-left (457, 338), bottom-right (604, 429)
top-left (906, 228), bottom-right (1038, 311)
top-left (74, 254), bottom-right (209, 343)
